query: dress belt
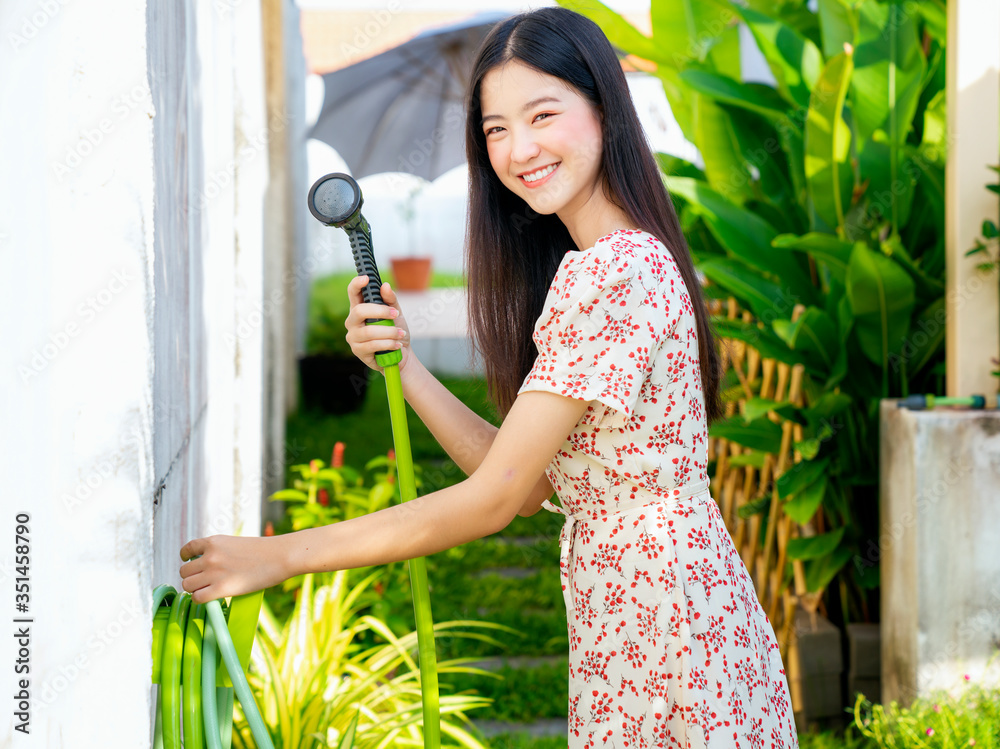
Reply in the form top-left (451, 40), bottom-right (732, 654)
top-left (541, 477), bottom-right (711, 612)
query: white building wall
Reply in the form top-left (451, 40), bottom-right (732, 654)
top-left (0, 0), bottom-right (274, 745)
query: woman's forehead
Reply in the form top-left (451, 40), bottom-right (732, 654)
top-left (480, 61), bottom-right (577, 112)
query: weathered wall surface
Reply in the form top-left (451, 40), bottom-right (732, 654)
top-left (880, 402), bottom-right (1000, 705)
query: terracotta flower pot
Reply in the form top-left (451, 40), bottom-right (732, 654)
top-left (389, 256), bottom-right (433, 291)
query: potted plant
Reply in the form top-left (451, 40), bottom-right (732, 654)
top-left (298, 273), bottom-right (370, 414)
top-left (389, 182), bottom-right (433, 291)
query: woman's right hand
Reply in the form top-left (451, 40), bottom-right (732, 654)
top-left (345, 275), bottom-right (413, 374)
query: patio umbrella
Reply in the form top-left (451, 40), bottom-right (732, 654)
top-left (309, 11), bottom-right (511, 181)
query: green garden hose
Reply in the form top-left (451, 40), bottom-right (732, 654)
top-left (307, 171), bottom-right (442, 747)
top-left (152, 584), bottom-right (272, 749)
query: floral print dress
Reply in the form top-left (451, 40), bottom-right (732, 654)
top-left (516, 229), bottom-right (798, 748)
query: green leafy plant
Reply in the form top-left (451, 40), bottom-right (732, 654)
top-left (268, 447), bottom-right (424, 636)
top-left (852, 653), bottom-right (1000, 748)
top-left (232, 569), bottom-right (501, 749)
top-left (561, 0), bottom-right (948, 619)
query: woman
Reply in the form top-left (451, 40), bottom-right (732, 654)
top-left (181, 8), bottom-right (798, 746)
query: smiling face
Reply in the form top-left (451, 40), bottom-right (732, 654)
top-left (479, 60), bottom-right (606, 220)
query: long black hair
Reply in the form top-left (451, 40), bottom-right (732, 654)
top-left (463, 6), bottom-right (722, 424)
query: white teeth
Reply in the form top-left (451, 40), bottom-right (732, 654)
top-left (522, 163), bottom-right (557, 182)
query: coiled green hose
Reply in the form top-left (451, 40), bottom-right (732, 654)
top-left (152, 584), bottom-right (273, 749)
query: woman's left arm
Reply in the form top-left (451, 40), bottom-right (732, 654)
top-left (179, 390), bottom-right (587, 603)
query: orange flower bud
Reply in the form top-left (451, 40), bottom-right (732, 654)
top-left (264, 521), bottom-right (275, 537)
top-left (318, 488), bottom-right (329, 506)
top-left (332, 442), bottom-right (345, 468)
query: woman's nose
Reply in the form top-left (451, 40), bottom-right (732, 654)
top-left (509, 128), bottom-right (541, 164)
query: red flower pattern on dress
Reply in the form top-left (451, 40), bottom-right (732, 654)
top-left (517, 230), bottom-right (797, 748)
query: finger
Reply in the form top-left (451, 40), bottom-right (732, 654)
top-left (179, 557), bottom-right (203, 578)
top-left (352, 302), bottom-right (399, 323)
top-left (179, 538), bottom-right (205, 561)
top-left (347, 274), bottom-right (369, 306)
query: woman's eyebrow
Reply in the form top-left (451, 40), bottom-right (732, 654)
top-left (481, 96), bottom-right (563, 126)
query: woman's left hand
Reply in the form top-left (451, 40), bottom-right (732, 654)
top-left (179, 534), bottom-right (293, 604)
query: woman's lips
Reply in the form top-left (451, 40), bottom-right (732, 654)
top-left (518, 162), bottom-right (559, 188)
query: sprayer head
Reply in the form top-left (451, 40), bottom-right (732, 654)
top-left (307, 172), bottom-right (364, 228)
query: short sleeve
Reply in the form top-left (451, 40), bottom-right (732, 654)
top-left (517, 243), bottom-right (673, 426)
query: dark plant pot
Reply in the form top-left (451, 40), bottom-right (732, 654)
top-left (389, 256), bottom-right (433, 291)
top-left (298, 354), bottom-right (370, 414)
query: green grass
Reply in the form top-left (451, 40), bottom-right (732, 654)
top-left (445, 660), bottom-right (568, 722)
top-left (484, 736), bottom-right (566, 749)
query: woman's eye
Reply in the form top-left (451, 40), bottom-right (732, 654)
top-left (485, 113), bottom-right (553, 137)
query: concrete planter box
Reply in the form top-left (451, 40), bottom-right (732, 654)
top-left (879, 401), bottom-right (1000, 705)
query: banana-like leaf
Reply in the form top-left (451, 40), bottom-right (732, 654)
top-left (772, 232), bottom-right (857, 283)
top-left (557, 0), bottom-right (665, 63)
top-left (786, 527), bottom-right (846, 560)
top-left (694, 94), bottom-right (756, 206)
top-left (709, 416), bottom-right (784, 453)
top-left (783, 475), bottom-right (828, 525)
top-left (777, 456), bottom-right (831, 499)
top-left (742, 398), bottom-right (800, 423)
top-left (817, 0), bottom-right (856, 60)
top-left (699, 257), bottom-right (788, 321)
top-left (666, 176), bottom-right (817, 304)
top-left (736, 5), bottom-right (823, 109)
top-left (898, 297), bottom-right (946, 376)
top-left (773, 306), bottom-right (839, 373)
top-left (856, 136), bottom-right (916, 232)
top-left (650, 0), bottom-right (739, 71)
top-left (805, 544), bottom-right (853, 592)
top-left (850, 0), bottom-right (926, 151)
top-left (845, 243), bottom-right (916, 369)
top-left (805, 51), bottom-right (854, 235)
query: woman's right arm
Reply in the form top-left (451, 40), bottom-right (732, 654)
top-left (344, 276), bottom-right (554, 513)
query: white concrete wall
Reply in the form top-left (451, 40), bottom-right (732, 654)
top-left (0, 0), bottom-right (273, 745)
top-left (880, 402), bottom-right (1000, 705)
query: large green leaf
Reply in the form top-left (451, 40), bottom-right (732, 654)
top-left (650, 0), bottom-right (738, 70)
top-left (666, 177), bottom-right (817, 303)
top-left (557, 0), bottom-right (665, 63)
top-left (805, 544), bottom-right (853, 592)
top-left (772, 306), bottom-right (840, 373)
top-left (679, 69), bottom-right (793, 120)
top-left (846, 243), bottom-right (916, 368)
top-left (786, 527), bottom-right (846, 560)
top-left (857, 135), bottom-right (916, 232)
top-left (805, 51), bottom-right (854, 235)
top-left (899, 297), bottom-right (946, 376)
top-left (783, 475), bottom-right (828, 525)
top-left (699, 257), bottom-right (787, 320)
top-left (772, 233), bottom-right (856, 283)
top-left (850, 0), bottom-right (926, 150)
top-left (776, 456), bottom-right (831, 499)
top-left (694, 94), bottom-right (756, 205)
top-left (816, 0), bottom-right (856, 60)
top-left (736, 6), bottom-right (823, 109)
top-left (709, 416), bottom-right (784, 453)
